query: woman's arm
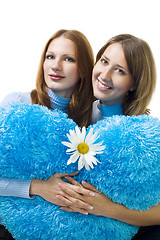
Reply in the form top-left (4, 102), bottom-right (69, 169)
top-left (57, 177), bottom-right (160, 226)
top-left (0, 178), bottom-right (32, 198)
top-left (0, 173), bottom-right (93, 210)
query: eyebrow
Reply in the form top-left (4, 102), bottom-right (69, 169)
top-left (46, 51), bottom-right (76, 58)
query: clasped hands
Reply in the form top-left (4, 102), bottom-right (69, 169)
top-left (56, 174), bottom-right (114, 217)
top-left (30, 171), bottom-right (115, 217)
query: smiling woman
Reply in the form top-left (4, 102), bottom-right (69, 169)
top-left (57, 33), bottom-right (160, 240)
top-left (92, 42), bottom-right (134, 106)
top-left (94, 34), bottom-right (156, 116)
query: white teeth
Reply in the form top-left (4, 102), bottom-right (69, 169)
top-left (98, 80), bottom-right (111, 89)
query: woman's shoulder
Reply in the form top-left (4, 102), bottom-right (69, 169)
top-left (91, 100), bottom-right (101, 124)
top-left (0, 92), bottom-right (31, 106)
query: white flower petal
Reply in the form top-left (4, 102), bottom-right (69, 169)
top-left (84, 161), bottom-right (90, 170)
top-left (85, 128), bottom-right (93, 142)
top-left (67, 151), bottom-right (80, 165)
top-left (84, 154), bottom-right (94, 169)
top-left (88, 154), bottom-right (101, 164)
top-left (69, 129), bottom-right (75, 135)
top-left (78, 154), bottom-right (85, 170)
top-left (75, 126), bottom-right (81, 135)
top-left (66, 133), bottom-right (75, 143)
top-left (74, 126), bottom-right (85, 142)
top-left (62, 141), bottom-right (73, 148)
top-left (87, 150), bottom-right (96, 155)
top-left (67, 133), bottom-right (80, 146)
top-left (88, 148), bottom-right (104, 155)
top-left (81, 126), bottom-right (86, 140)
top-left (86, 132), bottom-right (99, 145)
top-left (66, 148), bottom-right (77, 153)
top-left (69, 129), bottom-right (79, 140)
top-left (95, 151), bottom-right (105, 154)
top-left (90, 146), bottom-right (106, 153)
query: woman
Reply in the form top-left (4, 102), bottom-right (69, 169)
top-left (56, 34), bottom-right (160, 239)
top-left (0, 29), bottom-right (94, 239)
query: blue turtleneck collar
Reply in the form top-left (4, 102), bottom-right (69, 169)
top-left (91, 100), bottom-right (123, 124)
top-left (47, 88), bottom-right (71, 113)
top-left (100, 102), bottom-right (123, 119)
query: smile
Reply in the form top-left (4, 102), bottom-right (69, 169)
top-left (97, 79), bottom-right (112, 90)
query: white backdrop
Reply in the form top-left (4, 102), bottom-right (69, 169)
top-left (0, 0), bottom-right (159, 118)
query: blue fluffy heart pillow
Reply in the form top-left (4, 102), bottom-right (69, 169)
top-left (0, 103), bottom-right (160, 240)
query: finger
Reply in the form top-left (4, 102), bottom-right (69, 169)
top-left (68, 171), bottom-right (79, 177)
top-left (82, 181), bottom-right (100, 193)
top-left (64, 176), bottom-right (81, 186)
top-left (59, 182), bottom-right (95, 197)
top-left (57, 171), bottom-right (79, 178)
top-left (60, 206), bottom-right (88, 215)
top-left (56, 194), bottom-right (93, 211)
top-left (58, 184), bottom-right (84, 200)
top-left (60, 206), bottom-right (74, 212)
top-left (56, 194), bottom-right (73, 206)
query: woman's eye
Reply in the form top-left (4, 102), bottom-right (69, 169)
top-left (65, 57), bottom-right (75, 62)
top-left (116, 68), bottom-right (125, 74)
top-left (46, 55), bottom-right (54, 60)
top-left (101, 59), bottom-right (108, 65)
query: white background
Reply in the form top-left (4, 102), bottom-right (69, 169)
top-left (0, 0), bottom-right (159, 118)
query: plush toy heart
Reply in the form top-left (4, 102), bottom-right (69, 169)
top-left (0, 103), bottom-right (160, 240)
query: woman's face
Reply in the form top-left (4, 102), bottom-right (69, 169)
top-left (92, 43), bottom-right (134, 105)
top-left (43, 36), bottom-right (80, 98)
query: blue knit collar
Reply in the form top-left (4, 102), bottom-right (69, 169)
top-left (98, 101), bottom-right (123, 119)
top-left (47, 88), bottom-right (71, 112)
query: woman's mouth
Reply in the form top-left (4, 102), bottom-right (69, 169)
top-left (49, 74), bottom-right (65, 81)
top-left (96, 79), bottom-right (112, 91)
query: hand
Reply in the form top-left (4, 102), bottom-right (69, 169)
top-left (57, 178), bottom-right (160, 225)
top-left (29, 172), bottom-right (79, 206)
top-left (56, 177), bottom-right (95, 215)
top-left (57, 177), bottom-right (117, 218)
top-left (81, 181), bottom-right (118, 217)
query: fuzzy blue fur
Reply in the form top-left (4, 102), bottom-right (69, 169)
top-left (0, 103), bottom-right (160, 240)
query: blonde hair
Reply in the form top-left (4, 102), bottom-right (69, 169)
top-left (96, 34), bottom-right (156, 116)
top-left (31, 29), bottom-right (94, 127)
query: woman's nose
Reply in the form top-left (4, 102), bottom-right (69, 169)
top-left (52, 59), bottom-right (62, 72)
top-left (101, 67), bottom-right (112, 81)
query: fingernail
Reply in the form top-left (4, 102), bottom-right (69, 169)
top-left (84, 212), bottom-right (88, 215)
top-left (88, 206), bottom-right (93, 210)
top-left (89, 192), bottom-right (95, 196)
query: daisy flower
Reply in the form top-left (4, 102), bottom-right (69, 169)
top-left (62, 126), bottom-right (105, 170)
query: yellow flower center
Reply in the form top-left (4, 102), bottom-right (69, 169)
top-left (77, 142), bottom-right (89, 154)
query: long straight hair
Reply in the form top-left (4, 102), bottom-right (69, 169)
top-left (96, 34), bottom-right (156, 116)
top-left (31, 29), bottom-right (94, 127)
